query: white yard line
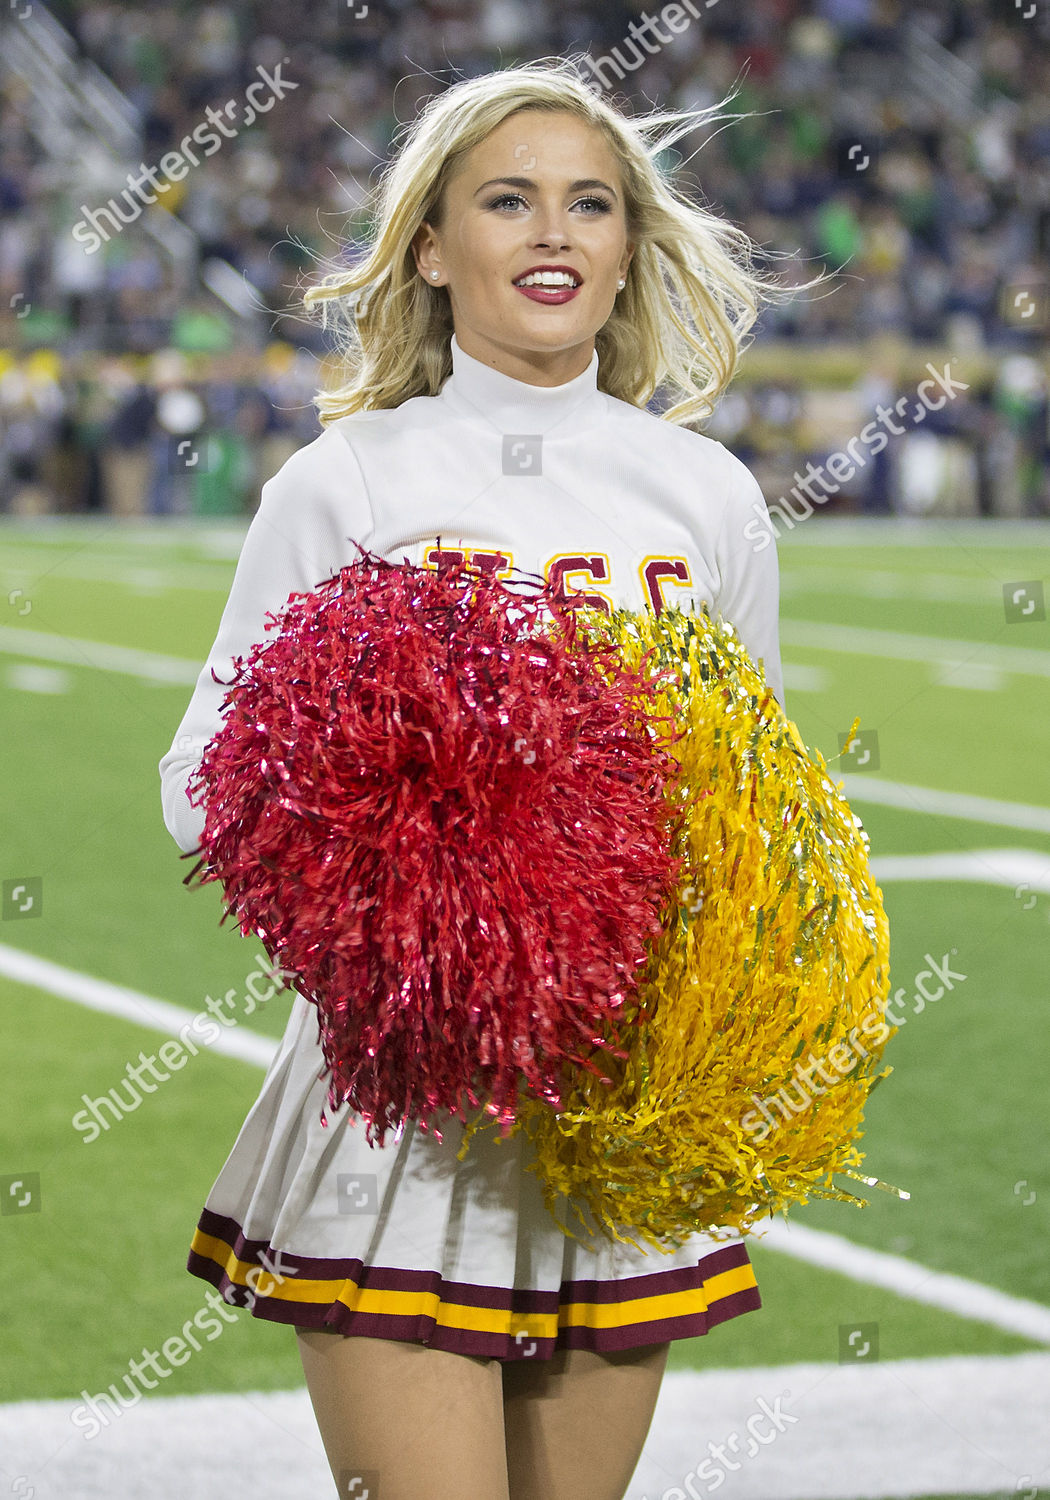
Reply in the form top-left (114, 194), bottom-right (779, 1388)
top-left (0, 945), bottom-right (277, 1069)
top-left (0, 626), bottom-right (200, 684)
top-left (780, 568), bottom-right (993, 603)
top-left (0, 519), bottom-right (248, 555)
top-left (752, 1219), bottom-right (1050, 1347)
top-left (2, 557), bottom-right (232, 591)
top-left (870, 847), bottom-right (1050, 891)
top-left (2, 1354), bottom-right (1047, 1500)
top-left (841, 774), bottom-right (1050, 834)
top-left (781, 662), bottom-right (828, 693)
top-left (780, 618), bottom-right (1050, 678)
top-left (776, 517), bottom-right (1050, 545)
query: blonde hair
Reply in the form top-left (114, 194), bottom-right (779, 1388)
top-left (301, 55), bottom-right (826, 428)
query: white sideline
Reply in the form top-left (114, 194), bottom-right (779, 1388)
top-left (2, 1354), bottom-right (1048, 1499)
top-left (0, 625), bottom-right (199, 684)
top-left (842, 774), bottom-right (1050, 834)
top-left (869, 847), bottom-right (1050, 891)
top-left (752, 1219), bottom-right (1050, 1347)
top-left (780, 618), bottom-right (1050, 677)
top-left (0, 944), bottom-right (277, 1069)
top-left (3, 939), bottom-right (1050, 1349)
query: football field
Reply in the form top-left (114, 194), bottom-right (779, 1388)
top-left (1, 516), bottom-right (1048, 1499)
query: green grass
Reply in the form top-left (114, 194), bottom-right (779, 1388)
top-left (2, 521), bottom-right (1049, 1412)
top-left (0, 981), bottom-right (298, 1404)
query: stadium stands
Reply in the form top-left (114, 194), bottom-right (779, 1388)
top-left (0, 0), bottom-right (1047, 515)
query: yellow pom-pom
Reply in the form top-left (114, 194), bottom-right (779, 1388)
top-left (482, 603), bottom-right (900, 1255)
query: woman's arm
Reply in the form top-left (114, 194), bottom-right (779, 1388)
top-left (158, 426), bottom-right (374, 854)
top-left (711, 448), bottom-right (786, 712)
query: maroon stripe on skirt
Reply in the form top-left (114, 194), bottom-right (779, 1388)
top-left (187, 1206), bottom-right (761, 1360)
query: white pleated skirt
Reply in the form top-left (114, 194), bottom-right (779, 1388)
top-left (188, 992), bottom-right (762, 1362)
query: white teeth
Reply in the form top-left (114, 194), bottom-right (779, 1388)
top-left (515, 271), bottom-right (579, 288)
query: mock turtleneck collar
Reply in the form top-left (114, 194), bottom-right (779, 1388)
top-left (438, 333), bottom-right (602, 434)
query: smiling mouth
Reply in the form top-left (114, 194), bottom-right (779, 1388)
top-left (512, 272), bottom-right (583, 289)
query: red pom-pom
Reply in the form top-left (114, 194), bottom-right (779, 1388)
top-left (185, 549), bottom-right (685, 1145)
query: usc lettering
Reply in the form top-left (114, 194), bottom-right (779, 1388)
top-left (423, 545), bottom-right (513, 577)
top-left (639, 555), bottom-right (693, 615)
top-left (547, 554), bottom-right (611, 613)
top-left (546, 551), bottom-right (695, 616)
top-left (422, 545), bottom-right (693, 616)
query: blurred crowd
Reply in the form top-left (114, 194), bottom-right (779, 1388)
top-left (1, 0), bottom-right (1048, 516)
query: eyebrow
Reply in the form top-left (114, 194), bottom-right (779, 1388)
top-left (474, 176), bottom-right (618, 198)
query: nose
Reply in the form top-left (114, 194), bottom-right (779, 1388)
top-left (532, 207), bottom-right (571, 251)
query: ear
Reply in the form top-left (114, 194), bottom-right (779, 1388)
top-left (412, 221), bottom-right (438, 279)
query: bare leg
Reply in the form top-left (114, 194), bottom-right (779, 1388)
top-left (502, 1341), bottom-right (670, 1500)
top-left (296, 1329), bottom-right (511, 1500)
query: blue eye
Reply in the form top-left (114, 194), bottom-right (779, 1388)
top-left (488, 192), bottom-right (613, 214)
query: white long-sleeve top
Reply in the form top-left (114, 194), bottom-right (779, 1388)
top-left (159, 333), bottom-right (784, 854)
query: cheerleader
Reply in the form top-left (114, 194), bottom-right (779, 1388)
top-left (159, 54), bottom-right (808, 1500)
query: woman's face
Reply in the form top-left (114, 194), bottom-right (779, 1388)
top-left (413, 108), bottom-right (634, 385)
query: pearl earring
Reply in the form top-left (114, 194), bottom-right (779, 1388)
top-left (430, 271), bottom-right (440, 280)
top-left (617, 278), bottom-right (626, 289)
